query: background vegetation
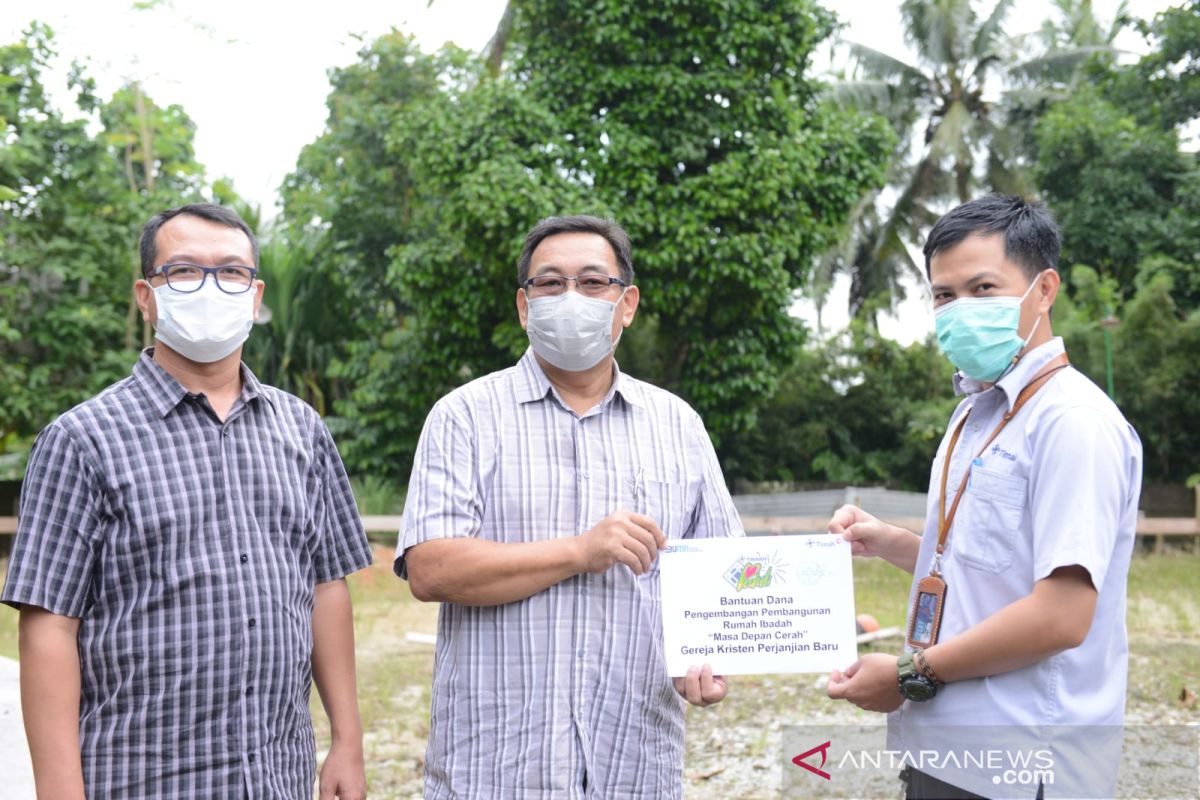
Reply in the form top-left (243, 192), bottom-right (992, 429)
top-left (2, 0), bottom-right (1198, 494)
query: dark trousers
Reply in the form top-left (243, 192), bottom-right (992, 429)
top-left (902, 767), bottom-right (1046, 799)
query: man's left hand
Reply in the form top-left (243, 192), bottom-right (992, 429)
top-left (318, 740), bottom-right (367, 800)
top-left (826, 653), bottom-right (904, 713)
top-left (673, 664), bottom-right (728, 707)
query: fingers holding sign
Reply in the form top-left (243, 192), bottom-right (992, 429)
top-left (673, 664), bottom-right (728, 707)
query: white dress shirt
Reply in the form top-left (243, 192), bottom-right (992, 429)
top-left (889, 337), bottom-right (1143, 799)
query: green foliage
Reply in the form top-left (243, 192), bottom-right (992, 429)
top-left (1055, 262), bottom-right (1200, 483)
top-left (1105, 0), bottom-right (1200, 131)
top-left (0, 23), bottom-right (234, 452)
top-left (1034, 89), bottom-right (1196, 287)
top-left (1, 26), bottom-right (141, 444)
top-left (828, 0), bottom-right (1030, 321)
top-left (287, 3), bottom-right (892, 482)
top-left (722, 324), bottom-right (957, 490)
top-left (240, 233), bottom-right (345, 415)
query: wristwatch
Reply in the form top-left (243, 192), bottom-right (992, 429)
top-left (897, 653), bottom-right (938, 701)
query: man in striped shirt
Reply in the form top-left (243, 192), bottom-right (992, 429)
top-left (3, 204), bottom-right (373, 799)
top-left (397, 215), bottom-right (745, 798)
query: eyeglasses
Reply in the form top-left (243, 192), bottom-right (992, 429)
top-left (523, 274), bottom-right (628, 298)
top-left (149, 262), bottom-right (258, 294)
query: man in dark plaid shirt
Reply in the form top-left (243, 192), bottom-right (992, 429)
top-left (2, 204), bottom-right (373, 799)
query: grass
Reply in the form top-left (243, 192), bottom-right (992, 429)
top-left (1, 549), bottom-right (1197, 798)
top-left (350, 476), bottom-right (407, 516)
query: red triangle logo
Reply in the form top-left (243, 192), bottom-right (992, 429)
top-left (792, 740), bottom-right (832, 780)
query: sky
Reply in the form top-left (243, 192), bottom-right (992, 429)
top-left (0, 0), bottom-right (1177, 344)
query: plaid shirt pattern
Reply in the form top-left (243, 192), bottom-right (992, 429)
top-left (2, 351), bottom-right (372, 799)
top-left (396, 350), bottom-right (744, 799)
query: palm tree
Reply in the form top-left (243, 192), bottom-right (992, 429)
top-left (818, 0), bottom-right (1023, 323)
top-left (823, 0), bottom-right (1128, 323)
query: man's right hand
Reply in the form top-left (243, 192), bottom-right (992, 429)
top-left (827, 504), bottom-right (920, 573)
top-left (828, 504), bottom-right (900, 559)
top-left (576, 511), bottom-right (666, 575)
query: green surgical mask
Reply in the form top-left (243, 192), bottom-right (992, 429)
top-left (934, 274), bottom-right (1044, 382)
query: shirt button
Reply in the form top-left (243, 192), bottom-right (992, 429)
top-left (248, 753), bottom-right (256, 764)
top-left (248, 618), bottom-right (257, 628)
top-left (246, 686), bottom-right (254, 695)
top-left (576, 648), bottom-right (585, 658)
top-left (240, 554), bottom-right (248, 563)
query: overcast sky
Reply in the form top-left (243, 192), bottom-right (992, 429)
top-left (1, 0), bottom-right (1175, 343)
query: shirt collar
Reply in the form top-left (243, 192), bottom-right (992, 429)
top-left (953, 336), bottom-right (1067, 411)
top-left (133, 347), bottom-right (273, 418)
top-left (515, 348), bottom-right (644, 410)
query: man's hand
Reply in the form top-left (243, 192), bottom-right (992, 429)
top-left (673, 664), bottom-right (728, 707)
top-left (825, 653), bottom-right (904, 713)
top-left (318, 740), bottom-right (367, 800)
top-left (576, 510), bottom-right (666, 575)
top-left (827, 504), bottom-right (920, 573)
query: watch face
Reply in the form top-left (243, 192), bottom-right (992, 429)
top-left (901, 677), bottom-right (936, 702)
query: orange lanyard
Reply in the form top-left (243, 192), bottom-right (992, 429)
top-left (934, 354), bottom-right (1070, 573)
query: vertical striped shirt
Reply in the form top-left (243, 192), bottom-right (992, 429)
top-left (396, 349), bottom-right (744, 799)
top-left (1, 350), bottom-right (373, 799)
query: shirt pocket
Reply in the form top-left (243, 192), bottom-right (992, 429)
top-left (954, 466), bottom-right (1027, 574)
top-left (632, 471), bottom-right (694, 540)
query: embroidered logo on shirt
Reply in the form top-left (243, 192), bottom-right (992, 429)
top-left (990, 444), bottom-right (1018, 462)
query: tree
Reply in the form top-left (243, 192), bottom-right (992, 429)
top-left (1105, 0), bottom-right (1200, 131)
top-left (286, 2), bottom-right (892, 483)
top-left (1055, 263), bottom-right (1200, 483)
top-left (1032, 1), bottom-right (1199, 293)
top-left (722, 323), bottom-right (957, 490)
top-left (827, 0), bottom-right (1132, 321)
top-left (825, 0), bottom-right (1028, 321)
top-left (240, 231), bottom-right (344, 415)
top-left (1034, 89), bottom-right (1195, 288)
top-left (506, 0), bottom-right (892, 456)
top-left (1031, 1), bottom-right (1200, 484)
top-left (0, 24), bottom-right (216, 452)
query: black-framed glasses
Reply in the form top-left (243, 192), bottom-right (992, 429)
top-left (523, 274), bottom-right (628, 298)
top-left (149, 262), bottom-right (258, 294)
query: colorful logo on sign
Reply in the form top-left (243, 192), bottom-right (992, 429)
top-left (724, 551), bottom-right (788, 591)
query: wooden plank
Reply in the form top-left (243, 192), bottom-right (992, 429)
top-left (361, 515), bottom-right (404, 533)
top-left (1134, 517), bottom-right (1200, 535)
top-left (738, 515), bottom-right (1198, 537)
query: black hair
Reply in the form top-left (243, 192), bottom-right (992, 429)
top-left (139, 203), bottom-right (259, 279)
top-left (517, 215), bottom-right (634, 286)
top-left (923, 194), bottom-right (1060, 282)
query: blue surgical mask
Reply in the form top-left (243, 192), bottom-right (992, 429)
top-left (934, 273), bottom-right (1045, 382)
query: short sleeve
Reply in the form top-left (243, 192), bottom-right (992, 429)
top-left (684, 412), bottom-right (745, 540)
top-left (1028, 406), bottom-right (1137, 593)
top-left (393, 401), bottom-right (482, 579)
top-left (311, 422), bottom-right (374, 584)
top-left (1, 424), bottom-right (106, 617)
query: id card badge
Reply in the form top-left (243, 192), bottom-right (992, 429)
top-left (907, 574), bottom-right (947, 649)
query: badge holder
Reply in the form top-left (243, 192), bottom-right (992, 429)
top-left (907, 570), bottom-right (947, 650)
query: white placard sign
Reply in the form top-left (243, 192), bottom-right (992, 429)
top-left (659, 535), bottom-right (858, 676)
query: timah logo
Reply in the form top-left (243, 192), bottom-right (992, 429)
top-left (792, 740), bottom-right (832, 780)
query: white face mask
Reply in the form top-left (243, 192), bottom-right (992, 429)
top-left (151, 281), bottom-right (255, 363)
top-left (525, 289), bottom-right (625, 372)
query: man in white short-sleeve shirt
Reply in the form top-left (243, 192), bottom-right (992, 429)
top-left (825, 195), bottom-right (1142, 799)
